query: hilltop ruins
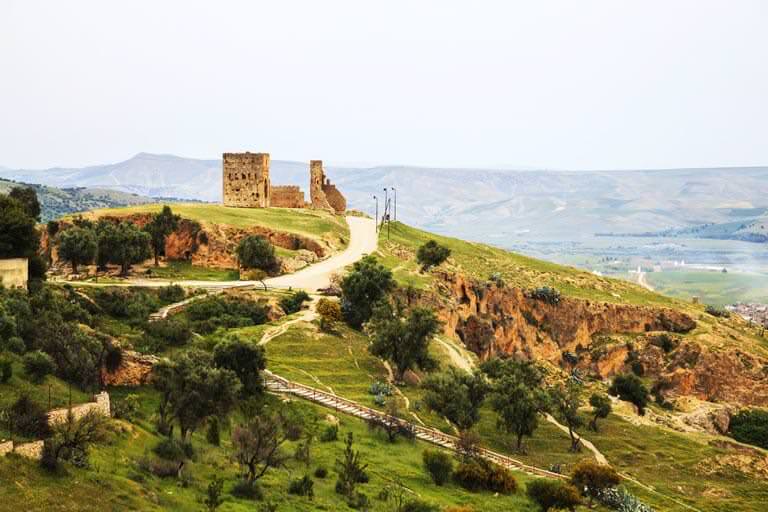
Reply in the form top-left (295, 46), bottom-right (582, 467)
top-left (222, 152), bottom-right (346, 214)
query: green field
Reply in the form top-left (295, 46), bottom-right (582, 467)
top-left (82, 203), bottom-right (350, 251)
top-left (646, 269), bottom-right (768, 306)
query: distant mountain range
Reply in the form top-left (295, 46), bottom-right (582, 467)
top-left (0, 178), bottom-right (161, 222)
top-left (2, 153), bottom-right (767, 243)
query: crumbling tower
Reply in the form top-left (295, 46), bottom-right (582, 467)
top-left (223, 152), bottom-right (270, 207)
top-left (310, 160), bottom-right (346, 214)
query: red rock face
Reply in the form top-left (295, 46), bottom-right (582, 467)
top-left (420, 271), bottom-right (695, 362)
top-left (417, 270), bottom-right (768, 407)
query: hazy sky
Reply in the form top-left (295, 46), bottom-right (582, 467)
top-left (1, 1), bottom-right (766, 170)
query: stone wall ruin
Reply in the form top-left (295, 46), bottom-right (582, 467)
top-left (222, 152), bottom-right (345, 214)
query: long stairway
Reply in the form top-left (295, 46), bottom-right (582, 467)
top-left (264, 370), bottom-right (564, 480)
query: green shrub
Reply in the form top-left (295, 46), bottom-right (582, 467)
top-left (158, 285), bottom-right (186, 304)
top-left (571, 460), bottom-right (620, 505)
top-left (608, 373), bottom-right (650, 415)
top-left (231, 479), bottom-right (263, 500)
top-left (8, 394), bottom-right (51, 438)
top-left (143, 318), bottom-right (192, 348)
top-left (314, 466), bottom-right (328, 478)
top-left (279, 290), bottom-right (310, 315)
top-left (401, 499), bottom-right (440, 512)
top-left (92, 288), bottom-right (160, 324)
top-left (0, 356), bottom-right (12, 383)
top-left (185, 295), bottom-right (268, 334)
top-left (416, 240), bottom-right (451, 271)
top-left (152, 438), bottom-right (187, 461)
top-left (422, 449), bottom-right (453, 486)
top-left (23, 350), bottom-right (55, 383)
top-left (528, 287), bottom-right (561, 305)
top-left (288, 475), bottom-right (314, 497)
top-left (346, 491), bottom-right (369, 510)
top-left (4, 336), bottom-right (25, 354)
top-left (142, 457), bottom-right (180, 478)
top-left (649, 333), bottom-right (678, 353)
top-left (453, 459), bottom-right (516, 494)
top-left (320, 424), bottom-right (338, 442)
top-left (526, 479), bottom-right (581, 511)
top-left (368, 380), bottom-right (392, 396)
top-left (705, 304), bottom-right (730, 318)
top-left (730, 409), bottom-right (768, 449)
top-left (112, 394), bottom-right (141, 422)
top-left (206, 416), bottom-right (221, 446)
top-left (236, 236), bottom-right (279, 273)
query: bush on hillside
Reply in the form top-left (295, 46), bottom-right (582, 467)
top-left (185, 295), bottom-right (268, 334)
top-left (422, 449), bottom-right (453, 485)
top-left (23, 350), bottom-right (56, 384)
top-left (143, 318), bottom-right (192, 349)
top-left (92, 288), bottom-right (160, 324)
top-left (571, 460), bottom-right (620, 505)
top-left (158, 285), bottom-right (186, 303)
top-left (526, 478), bottom-right (581, 512)
top-left (288, 475), bottom-right (314, 497)
top-left (416, 240), bottom-right (451, 271)
top-left (453, 459), bottom-right (516, 494)
top-left (280, 290), bottom-right (310, 314)
top-left (0, 356), bottom-right (12, 383)
top-left (317, 298), bottom-right (343, 331)
top-left (609, 373), bottom-right (650, 415)
top-left (231, 479), bottom-right (263, 500)
top-left (236, 236), bottom-right (279, 273)
top-left (729, 409), bottom-right (768, 449)
top-left (401, 499), bottom-right (440, 512)
top-left (528, 286), bottom-right (561, 305)
top-left (7, 394), bottom-right (51, 438)
top-left (705, 304), bottom-right (730, 318)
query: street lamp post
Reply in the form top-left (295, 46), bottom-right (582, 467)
top-left (390, 187), bottom-right (396, 221)
top-left (373, 195), bottom-right (378, 231)
top-left (383, 188), bottom-right (389, 223)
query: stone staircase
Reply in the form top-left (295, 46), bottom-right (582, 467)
top-left (264, 370), bottom-right (564, 480)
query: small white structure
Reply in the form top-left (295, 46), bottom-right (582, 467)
top-left (0, 258), bottom-right (28, 288)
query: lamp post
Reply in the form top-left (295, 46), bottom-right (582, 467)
top-left (383, 188), bottom-right (389, 223)
top-left (390, 187), bottom-right (396, 222)
top-left (373, 195), bottom-right (378, 231)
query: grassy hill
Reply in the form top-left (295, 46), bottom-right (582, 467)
top-left (80, 203), bottom-right (350, 253)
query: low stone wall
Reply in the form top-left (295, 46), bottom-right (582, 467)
top-left (47, 392), bottom-right (110, 425)
top-left (271, 185), bottom-right (306, 208)
top-left (0, 441), bottom-right (13, 456)
top-left (14, 440), bottom-right (44, 460)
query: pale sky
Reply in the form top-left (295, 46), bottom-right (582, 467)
top-left (1, 0), bottom-right (766, 170)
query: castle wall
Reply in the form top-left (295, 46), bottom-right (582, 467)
top-left (271, 185), bottom-right (306, 208)
top-left (310, 160), bottom-right (345, 214)
top-left (223, 152), bottom-right (270, 207)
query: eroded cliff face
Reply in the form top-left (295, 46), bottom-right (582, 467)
top-left (422, 271), bottom-right (694, 362)
top-left (415, 271), bottom-right (768, 407)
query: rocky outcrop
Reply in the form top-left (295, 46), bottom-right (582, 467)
top-left (421, 271), bottom-right (695, 363)
top-left (102, 350), bottom-right (159, 386)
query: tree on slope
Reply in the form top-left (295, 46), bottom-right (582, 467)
top-left (368, 301), bottom-right (440, 382)
top-left (340, 255), bottom-right (394, 329)
top-left (97, 221), bottom-right (151, 275)
top-left (236, 235), bottom-right (279, 273)
top-left (144, 205), bottom-right (180, 266)
top-left (58, 226), bottom-right (97, 273)
top-left (422, 367), bottom-right (488, 430)
top-left (549, 380), bottom-right (584, 452)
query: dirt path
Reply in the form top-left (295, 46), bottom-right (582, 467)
top-left (543, 413), bottom-right (609, 465)
top-left (258, 296), bottom-right (319, 346)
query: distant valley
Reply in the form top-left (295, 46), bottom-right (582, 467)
top-left (4, 153), bottom-right (767, 304)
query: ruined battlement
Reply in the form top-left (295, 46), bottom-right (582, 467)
top-left (223, 152), bottom-right (270, 207)
top-left (222, 153), bottom-right (345, 214)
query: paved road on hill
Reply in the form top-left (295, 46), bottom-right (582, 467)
top-left (265, 216), bottom-right (377, 291)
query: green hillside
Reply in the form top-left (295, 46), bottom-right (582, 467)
top-left (81, 203), bottom-right (350, 252)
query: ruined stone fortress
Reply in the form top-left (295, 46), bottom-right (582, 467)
top-left (222, 153), bottom-right (346, 214)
